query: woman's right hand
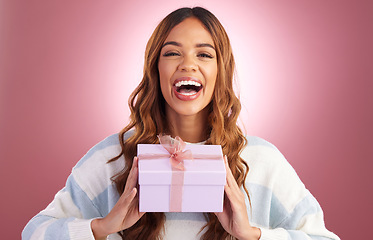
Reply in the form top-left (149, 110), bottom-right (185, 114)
top-left (91, 157), bottom-right (145, 240)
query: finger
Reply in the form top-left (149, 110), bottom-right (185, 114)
top-left (132, 156), bottom-right (139, 168)
top-left (127, 188), bottom-right (137, 204)
top-left (124, 157), bottom-right (139, 192)
top-left (224, 156), bottom-right (240, 191)
top-left (127, 189), bottom-right (146, 217)
top-left (224, 155), bottom-right (234, 183)
top-left (120, 187), bottom-right (137, 206)
top-left (223, 156), bottom-right (246, 205)
top-left (224, 183), bottom-right (234, 202)
top-left (129, 157), bottom-right (139, 178)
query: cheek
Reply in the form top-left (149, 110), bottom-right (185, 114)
top-left (207, 69), bottom-right (218, 100)
top-left (158, 61), bottom-right (174, 82)
top-left (158, 62), bottom-right (175, 103)
top-left (205, 64), bottom-right (218, 90)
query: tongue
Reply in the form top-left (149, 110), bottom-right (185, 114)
top-left (179, 88), bottom-right (197, 94)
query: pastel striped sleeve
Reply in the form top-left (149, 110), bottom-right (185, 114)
top-left (22, 133), bottom-right (126, 240)
top-left (22, 174), bottom-right (101, 239)
top-left (258, 191), bottom-right (340, 240)
top-left (243, 136), bottom-right (340, 240)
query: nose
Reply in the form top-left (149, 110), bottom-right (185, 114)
top-left (178, 56), bottom-right (198, 72)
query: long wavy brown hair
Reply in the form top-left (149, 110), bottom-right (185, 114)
top-left (108, 7), bottom-right (249, 240)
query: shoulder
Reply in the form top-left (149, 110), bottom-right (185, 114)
top-left (241, 136), bottom-right (309, 213)
top-left (241, 137), bottom-right (333, 235)
top-left (73, 129), bottom-right (135, 169)
top-left (70, 130), bottom-right (135, 197)
top-left (241, 136), bottom-right (299, 183)
top-left (241, 136), bottom-right (286, 167)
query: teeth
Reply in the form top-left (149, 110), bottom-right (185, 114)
top-left (180, 92), bottom-right (196, 96)
top-left (175, 80), bottom-right (201, 88)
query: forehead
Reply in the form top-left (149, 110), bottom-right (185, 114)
top-left (164, 17), bottom-right (214, 46)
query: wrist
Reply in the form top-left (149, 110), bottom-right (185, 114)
top-left (249, 227), bottom-right (261, 240)
top-left (91, 218), bottom-right (108, 240)
top-left (241, 226), bottom-right (261, 240)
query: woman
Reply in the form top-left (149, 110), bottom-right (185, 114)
top-left (23, 7), bottom-right (339, 240)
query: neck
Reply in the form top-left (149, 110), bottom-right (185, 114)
top-left (165, 107), bottom-right (209, 143)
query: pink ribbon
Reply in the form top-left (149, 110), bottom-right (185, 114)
top-left (138, 135), bottom-right (222, 212)
top-left (158, 134), bottom-right (190, 211)
top-left (157, 134), bottom-right (193, 171)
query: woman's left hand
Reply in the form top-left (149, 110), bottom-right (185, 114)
top-left (215, 156), bottom-right (261, 240)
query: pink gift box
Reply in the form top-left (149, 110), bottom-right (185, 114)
top-left (138, 144), bottom-right (226, 212)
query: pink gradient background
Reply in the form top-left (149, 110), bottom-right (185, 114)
top-left (1, 0), bottom-right (372, 239)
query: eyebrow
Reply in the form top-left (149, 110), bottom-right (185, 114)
top-left (162, 41), bottom-right (215, 50)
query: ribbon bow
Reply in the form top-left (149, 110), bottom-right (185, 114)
top-left (158, 134), bottom-right (193, 171)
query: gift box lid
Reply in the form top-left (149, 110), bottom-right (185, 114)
top-left (138, 144), bottom-right (226, 186)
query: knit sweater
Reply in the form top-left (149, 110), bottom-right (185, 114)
top-left (22, 131), bottom-right (340, 240)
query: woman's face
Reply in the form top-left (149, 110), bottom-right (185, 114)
top-left (158, 17), bottom-right (217, 118)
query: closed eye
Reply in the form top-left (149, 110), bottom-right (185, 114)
top-left (198, 53), bottom-right (213, 59)
top-left (163, 52), bottom-right (180, 57)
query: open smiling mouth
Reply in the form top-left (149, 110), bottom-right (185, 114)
top-left (173, 78), bottom-right (203, 101)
